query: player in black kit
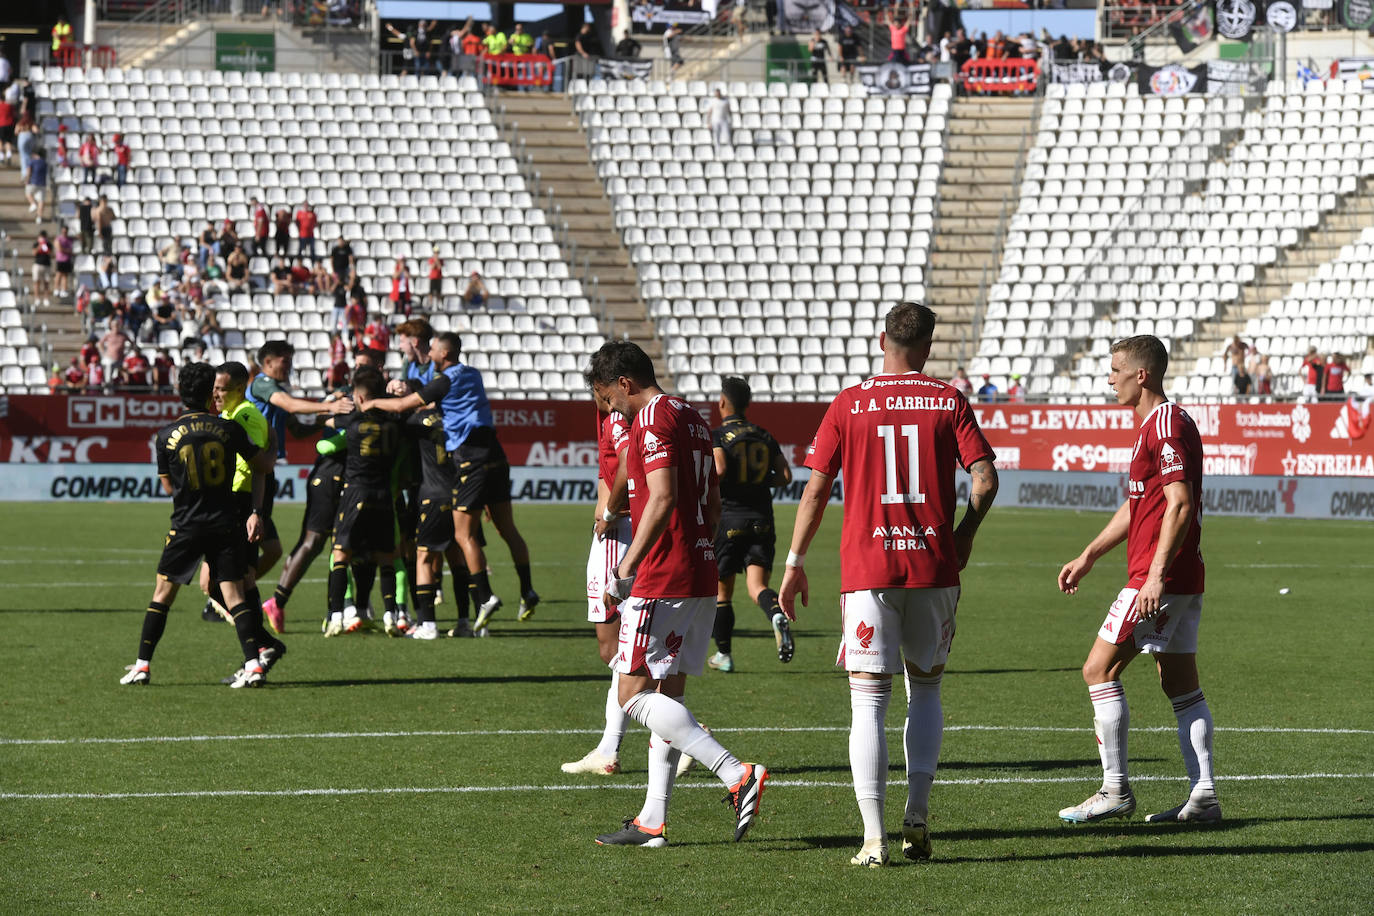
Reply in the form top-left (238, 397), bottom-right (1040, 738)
top-left (119, 362), bottom-right (283, 688)
top-left (401, 395), bottom-right (459, 639)
top-left (323, 367), bottom-right (406, 636)
top-left (709, 377), bottom-right (795, 672)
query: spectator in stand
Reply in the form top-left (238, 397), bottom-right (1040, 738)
top-left (1253, 355), bottom-right (1273, 396)
top-left (311, 258), bottom-right (336, 295)
top-left (664, 23), bottom-right (685, 72)
top-left (25, 145), bottom-right (47, 221)
top-left (330, 331), bottom-right (348, 368)
top-left (462, 270), bottom-right (488, 308)
top-left (575, 23), bottom-right (600, 60)
top-left (153, 348), bottom-right (175, 393)
top-left (151, 291), bottom-right (182, 339)
top-left (80, 336), bottom-right (99, 369)
top-left (78, 133), bottom-right (100, 184)
top-left (615, 29), bottom-right (642, 59)
top-left (483, 23), bottom-right (509, 56)
top-left (330, 276), bottom-right (350, 333)
top-left (709, 89), bottom-right (732, 149)
top-left (100, 317), bottom-right (129, 387)
top-left (94, 194), bottom-right (115, 255)
top-left (219, 217), bottom-right (240, 256)
top-left (295, 202), bottom-right (318, 262)
top-left (198, 305), bottom-right (225, 348)
top-left (16, 114), bottom-right (37, 181)
top-left (226, 245), bottom-right (250, 293)
top-left (424, 247), bottom-right (443, 308)
top-left (345, 295), bottom-right (366, 344)
top-left (271, 257), bottom-right (293, 295)
top-left (63, 356), bottom-right (85, 390)
top-left (976, 373), bottom-right (999, 401)
top-left (197, 220), bottom-right (217, 270)
top-left (0, 92), bottom-right (15, 166)
top-left (1224, 334), bottom-right (1247, 392)
top-left (327, 349), bottom-right (349, 389)
top-left (732, 1), bottom-right (747, 38)
top-left (949, 366), bottom-right (973, 398)
top-left (510, 23), bottom-right (534, 55)
top-left (32, 230), bottom-right (53, 306)
top-left (127, 290), bottom-right (151, 341)
top-left (330, 236), bottom-right (355, 288)
top-left (158, 236), bottom-right (182, 278)
top-left (288, 257), bottom-right (313, 293)
top-left (1052, 34), bottom-right (1073, 63)
top-left (951, 28), bottom-right (973, 71)
top-left (534, 30), bottom-right (555, 56)
top-left (986, 30), bottom-right (1006, 60)
top-left (390, 257), bottom-right (414, 316)
top-left (273, 205), bottom-right (291, 256)
top-left (887, 4), bottom-right (915, 64)
top-left (364, 313), bottom-right (391, 352)
top-left (250, 196), bottom-right (269, 257)
top-left (86, 357), bottom-right (104, 391)
top-left (111, 133), bottom-right (130, 187)
top-left (808, 29), bottom-right (831, 82)
top-left (123, 346), bottom-right (150, 390)
top-left (54, 225), bottom-right (75, 299)
top-left (459, 20), bottom-right (484, 67)
top-left (78, 196), bottom-right (95, 252)
top-left (1007, 373), bottom-right (1025, 402)
top-left (1324, 353), bottom-right (1349, 399)
top-left (97, 254), bottom-right (118, 290)
top-left (1301, 346), bottom-right (1323, 401)
top-left (838, 26), bottom-right (860, 79)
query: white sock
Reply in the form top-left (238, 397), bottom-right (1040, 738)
top-left (903, 672), bottom-right (943, 824)
top-left (623, 691), bottom-right (747, 787)
top-left (634, 733), bottom-right (680, 831)
top-left (596, 670), bottom-right (629, 758)
top-left (1170, 688), bottom-right (1215, 794)
top-left (849, 675), bottom-right (891, 840)
top-left (1089, 681), bottom-right (1129, 792)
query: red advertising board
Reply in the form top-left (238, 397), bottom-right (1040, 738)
top-left (1, 395), bottom-right (1370, 478)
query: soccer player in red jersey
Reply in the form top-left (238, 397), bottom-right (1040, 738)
top-left (586, 341), bottom-right (767, 848)
top-left (561, 390), bottom-right (634, 776)
top-left (1056, 335), bottom-right (1219, 825)
top-left (780, 303), bottom-right (999, 867)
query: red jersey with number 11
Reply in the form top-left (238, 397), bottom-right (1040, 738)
top-left (805, 372), bottom-right (994, 592)
top-left (626, 394), bottom-right (717, 598)
top-left (1126, 401), bottom-right (1204, 593)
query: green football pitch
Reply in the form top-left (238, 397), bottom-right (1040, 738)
top-left (1, 503), bottom-right (1371, 913)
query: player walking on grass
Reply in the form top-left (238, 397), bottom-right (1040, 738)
top-left (120, 363), bottom-right (282, 688)
top-left (780, 303), bottom-right (999, 867)
top-left (1056, 335), bottom-right (1219, 825)
top-left (708, 376), bottom-right (794, 673)
top-left (562, 391), bottom-right (634, 775)
top-left (587, 341), bottom-right (767, 848)
top-left (321, 368), bottom-right (405, 636)
top-left (362, 332), bottom-right (537, 630)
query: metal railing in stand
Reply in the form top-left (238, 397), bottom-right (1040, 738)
top-left (102, 0), bottom-right (212, 66)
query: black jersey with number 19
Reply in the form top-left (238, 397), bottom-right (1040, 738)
top-left (155, 410), bottom-right (261, 530)
top-left (712, 415), bottom-right (785, 517)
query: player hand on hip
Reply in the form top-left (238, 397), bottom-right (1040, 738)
top-left (1057, 553), bottom-right (1095, 594)
top-left (777, 565), bottom-right (806, 621)
top-left (1133, 574), bottom-right (1164, 622)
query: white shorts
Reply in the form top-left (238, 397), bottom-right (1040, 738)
top-left (1097, 588), bottom-right (1202, 654)
top-left (613, 595), bottom-right (715, 679)
top-left (836, 587), bottom-right (960, 675)
top-left (586, 516), bottom-right (632, 623)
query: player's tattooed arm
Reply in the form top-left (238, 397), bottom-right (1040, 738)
top-left (954, 458), bottom-right (998, 569)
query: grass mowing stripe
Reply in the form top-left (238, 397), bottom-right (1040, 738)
top-left (3, 723), bottom-right (1370, 747)
top-left (5, 772), bottom-right (1373, 802)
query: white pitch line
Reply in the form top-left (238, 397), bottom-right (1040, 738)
top-left (2, 723), bottom-right (1371, 747)
top-left (4, 772), bottom-right (1372, 802)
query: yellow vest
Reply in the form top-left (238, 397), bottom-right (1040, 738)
top-left (52, 22), bottom-right (72, 52)
top-left (223, 398), bottom-right (268, 493)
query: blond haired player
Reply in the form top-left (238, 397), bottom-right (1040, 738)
top-left (780, 302), bottom-right (999, 867)
top-left (561, 388), bottom-right (634, 775)
top-left (1056, 335), bottom-right (1219, 825)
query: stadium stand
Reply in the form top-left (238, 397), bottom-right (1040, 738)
top-left (985, 78), bottom-right (1374, 401)
top-left (18, 66), bottom-right (603, 398)
top-left (572, 76), bottom-right (952, 403)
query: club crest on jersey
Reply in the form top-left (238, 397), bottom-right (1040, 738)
top-left (1159, 442), bottom-right (1183, 475)
top-left (855, 621), bottom-right (875, 649)
top-left (641, 431), bottom-right (667, 464)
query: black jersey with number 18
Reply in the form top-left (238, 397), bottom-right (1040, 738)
top-left (155, 410), bottom-right (262, 530)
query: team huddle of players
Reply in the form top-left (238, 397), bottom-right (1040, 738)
top-left (119, 303), bottom-right (1221, 864)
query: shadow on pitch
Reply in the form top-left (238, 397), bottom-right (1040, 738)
top-left (947, 666), bottom-right (1081, 676)
top-left (775, 758), bottom-right (1165, 776)
top-left (270, 673), bottom-right (609, 688)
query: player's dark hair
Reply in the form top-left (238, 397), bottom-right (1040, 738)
top-left (178, 362), bottom-right (216, 410)
top-left (354, 346), bottom-right (385, 366)
top-left (721, 376), bottom-right (751, 412)
top-left (585, 340), bottom-right (657, 389)
top-left (1110, 335), bottom-right (1169, 381)
top-left (396, 318), bottom-right (434, 343)
top-left (885, 302), bottom-right (936, 348)
top-left (216, 361), bottom-right (249, 389)
top-left (434, 331), bottom-right (463, 361)
top-left (351, 365), bottom-right (385, 399)
top-left (257, 339), bottom-right (294, 364)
